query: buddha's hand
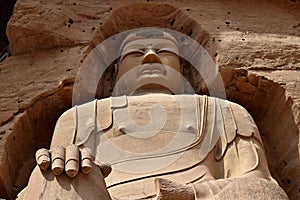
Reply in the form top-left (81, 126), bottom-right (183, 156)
top-left (35, 145), bottom-right (111, 178)
top-left (24, 145), bottom-right (112, 199)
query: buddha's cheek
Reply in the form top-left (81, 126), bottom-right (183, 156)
top-left (160, 56), bottom-right (181, 72)
top-left (118, 57), bottom-right (142, 79)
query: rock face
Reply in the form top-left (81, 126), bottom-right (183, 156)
top-left (0, 0), bottom-right (299, 199)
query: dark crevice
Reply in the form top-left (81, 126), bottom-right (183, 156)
top-left (0, 0), bottom-right (17, 62)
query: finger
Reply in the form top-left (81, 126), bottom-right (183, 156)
top-left (99, 162), bottom-right (112, 178)
top-left (51, 146), bottom-right (65, 175)
top-left (81, 148), bottom-right (93, 174)
top-left (35, 148), bottom-right (50, 171)
top-left (65, 145), bottom-right (79, 177)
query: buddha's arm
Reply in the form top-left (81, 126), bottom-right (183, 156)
top-left (50, 108), bottom-right (76, 148)
top-left (155, 135), bottom-right (288, 199)
top-left (221, 102), bottom-right (271, 179)
top-left (201, 102), bottom-right (287, 198)
top-left (223, 136), bottom-right (271, 179)
top-left (155, 100), bottom-right (288, 199)
top-left (155, 176), bottom-right (288, 199)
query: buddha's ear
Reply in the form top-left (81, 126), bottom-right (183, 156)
top-left (180, 63), bottom-right (184, 74)
top-left (178, 57), bottom-right (186, 74)
top-left (114, 63), bottom-right (118, 77)
top-left (113, 60), bottom-right (120, 80)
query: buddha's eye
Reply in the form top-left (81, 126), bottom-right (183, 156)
top-left (122, 50), bottom-right (144, 60)
top-left (127, 51), bottom-right (144, 57)
top-left (157, 49), bottom-right (176, 56)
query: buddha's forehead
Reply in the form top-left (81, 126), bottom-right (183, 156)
top-left (122, 38), bottom-right (178, 52)
top-left (121, 31), bottom-right (179, 53)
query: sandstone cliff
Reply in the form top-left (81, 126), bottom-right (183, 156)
top-left (0, 0), bottom-right (299, 199)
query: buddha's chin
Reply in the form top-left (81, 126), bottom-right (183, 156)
top-left (137, 72), bottom-right (166, 79)
top-left (114, 73), bottom-right (184, 96)
top-left (133, 73), bottom-right (184, 95)
top-left (136, 75), bottom-right (177, 90)
top-left (136, 83), bottom-right (171, 92)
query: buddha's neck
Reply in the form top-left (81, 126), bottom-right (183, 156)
top-left (131, 88), bottom-right (173, 96)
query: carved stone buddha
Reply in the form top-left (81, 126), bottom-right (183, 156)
top-left (18, 29), bottom-right (288, 200)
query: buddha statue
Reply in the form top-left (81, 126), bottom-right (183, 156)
top-left (18, 29), bottom-right (288, 199)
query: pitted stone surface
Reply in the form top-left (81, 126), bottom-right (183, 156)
top-left (0, 0), bottom-right (299, 199)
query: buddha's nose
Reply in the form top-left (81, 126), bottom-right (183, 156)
top-left (142, 49), bottom-right (162, 64)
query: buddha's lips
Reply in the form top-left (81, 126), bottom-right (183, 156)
top-left (138, 64), bottom-right (167, 76)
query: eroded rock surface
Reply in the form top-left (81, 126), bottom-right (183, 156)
top-left (0, 0), bottom-right (299, 199)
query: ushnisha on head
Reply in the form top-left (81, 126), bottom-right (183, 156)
top-left (114, 29), bottom-right (185, 96)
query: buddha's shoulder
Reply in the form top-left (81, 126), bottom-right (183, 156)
top-left (203, 95), bottom-right (249, 112)
top-left (75, 95), bottom-right (247, 111)
top-left (92, 95), bottom-right (247, 110)
top-left (127, 93), bottom-right (181, 102)
top-left (72, 95), bottom-right (248, 114)
top-left (126, 94), bottom-right (203, 102)
top-left (96, 94), bottom-right (191, 105)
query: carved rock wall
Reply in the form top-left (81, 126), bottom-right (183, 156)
top-left (0, 0), bottom-right (299, 199)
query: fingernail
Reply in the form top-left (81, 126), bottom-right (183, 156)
top-left (36, 148), bottom-right (50, 171)
top-left (65, 145), bottom-right (79, 177)
top-left (51, 146), bottom-right (65, 175)
top-left (81, 148), bottom-right (92, 174)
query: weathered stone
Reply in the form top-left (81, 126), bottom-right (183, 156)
top-left (0, 0), bottom-right (299, 199)
top-left (7, 0), bottom-right (111, 55)
top-left (234, 76), bottom-right (256, 94)
top-left (247, 73), bottom-right (259, 86)
top-left (219, 67), bottom-right (233, 88)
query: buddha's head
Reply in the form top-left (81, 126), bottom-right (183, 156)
top-left (114, 29), bottom-right (185, 96)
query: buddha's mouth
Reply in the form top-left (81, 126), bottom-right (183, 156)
top-left (138, 64), bottom-right (167, 76)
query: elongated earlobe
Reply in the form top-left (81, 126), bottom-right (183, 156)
top-left (114, 63), bottom-right (119, 81)
top-left (114, 63), bottom-right (118, 72)
top-left (180, 63), bottom-right (184, 74)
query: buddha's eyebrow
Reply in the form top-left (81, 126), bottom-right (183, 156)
top-left (153, 42), bottom-right (178, 48)
top-left (123, 42), bottom-right (176, 51)
top-left (123, 44), bottom-right (147, 50)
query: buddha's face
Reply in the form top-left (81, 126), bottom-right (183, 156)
top-left (116, 36), bottom-right (182, 93)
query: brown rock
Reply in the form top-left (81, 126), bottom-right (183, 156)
top-left (247, 73), bottom-right (259, 86)
top-left (7, 0), bottom-right (111, 55)
top-left (235, 78), bottom-right (256, 94)
top-left (0, 0), bottom-right (299, 199)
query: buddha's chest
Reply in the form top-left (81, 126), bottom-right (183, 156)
top-left (93, 95), bottom-right (203, 171)
top-left (104, 98), bottom-right (200, 156)
top-left (110, 95), bottom-right (199, 138)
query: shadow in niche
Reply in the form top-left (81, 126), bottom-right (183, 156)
top-left (221, 68), bottom-right (299, 199)
top-left (3, 84), bottom-right (72, 199)
top-left (257, 93), bottom-right (299, 200)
